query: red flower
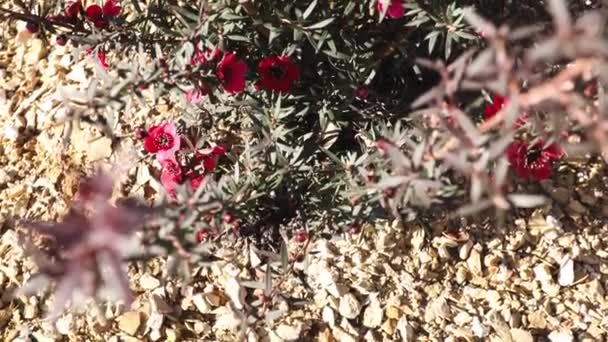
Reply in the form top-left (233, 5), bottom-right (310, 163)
top-left (188, 145), bottom-right (226, 192)
top-left (216, 53), bottom-right (248, 94)
top-left (97, 51), bottom-right (109, 70)
top-left (102, 0), bottom-right (121, 17)
top-left (377, 0), bottom-right (405, 19)
top-left (191, 47), bottom-right (223, 67)
top-left (85, 5), bottom-right (106, 28)
top-left (257, 55), bottom-right (300, 93)
top-left (143, 122), bottom-right (180, 161)
top-left (85, 0), bottom-right (120, 29)
top-left (87, 48), bottom-right (109, 71)
top-left (355, 86), bottom-right (369, 100)
top-left (64, 0), bottom-right (82, 21)
top-left (160, 158), bottom-right (183, 199)
top-left (484, 95), bottom-right (527, 128)
top-left (506, 140), bottom-right (564, 181)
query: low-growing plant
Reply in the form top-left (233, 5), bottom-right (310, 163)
top-left (2, 0), bottom-right (608, 336)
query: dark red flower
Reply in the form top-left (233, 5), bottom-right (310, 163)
top-left (97, 51), bottom-right (109, 70)
top-left (294, 230), bottom-right (308, 243)
top-left (355, 86), bottom-right (369, 100)
top-left (25, 21), bottom-right (39, 34)
top-left (56, 34), bottom-right (68, 46)
top-left (102, 0), bottom-right (121, 17)
top-left (216, 53), bottom-right (248, 94)
top-left (506, 140), bottom-right (564, 181)
top-left (85, 5), bottom-right (106, 28)
top-left (143, 122), bottom-right (180, 161)
top-left (187, 145), bottom-right (226, 192)
top-left (85, 1), bottom-right (120, 29)
top-left (257, 55), bottom-right (300, 93)
top-left (377, 0), bottom-right (405, 19)
top-left (160, 158), bottom-right (183, 199)
top-left (196, 229), bottom-right (210, 243)
top-left (64, 1), bottom-right (82, 21)
top-left (188, 173), bottom-right (205, 192)
top-left (484, 95), bottom-right (527, 128)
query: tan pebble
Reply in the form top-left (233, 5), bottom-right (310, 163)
top-left (165, 327), bottom-right (180, 342)
top-left (338, 293), bottom-right (361, 319)
top-left (510, 328), bottom-right (534, 342)
top-left (275, 323), bottom-right (302, 341)
top-left (385, 305), bottom-right (401, 320)
top-left (322, 306), bottom-right (336, 327)
top-left (203, 292), bottom-right (222, 306)
top-left (380, 319), bottom-right (397, 336)
top-left (192, 293), bottom-right (211, 314)
top-left (467, 247), bottom-right (482, 276)
top-left (558, 257), bottom-right (574, 287)
top-left (139, 274), bottom-right (161, 290)
top-left (362, 300), bottom-right (383, 328)
top-left (55, 314), bottom-right (73, 335)
top-left (396, 316), bottom-right (415, 341)
top-left (527, 311), bottom-right (547, 330)
top-left (117, 311), bottom-right (142, 336)
top-left (548, 329), bottom-right (574, 342)
top-left (318, 327), bottom-right (335, 342)
top-left (459, 240), bottom-right (473, 260)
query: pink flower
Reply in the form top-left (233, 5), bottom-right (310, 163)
top-left (506, 140), bottom-right (564, 181)
top-left (143, 122), bottom-right (180, 161)
top-left (185, 87), bottom-right (207, 104)
top-left (377, 0), bottom-right (405, 20)
top-left (160, 158), bottom-right (183, 199)
top-left (216, 53), bottom-right (248, 94)
top-left (484, 95), bottom-right (527, 128)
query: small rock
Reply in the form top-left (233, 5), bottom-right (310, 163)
top-left (55, 314), bottom-right (73, 335)
top-left (558, 257), bottom-right (574, 287)
top-left (362, 300), bottom-right (383, 328)
top-left (322, 306), bottom-right (336, 327)
top-left (471, 316), bottom-right (489, 338)
top-left (467, 246), bottom-right (483, 276)
top-left (549, 329), bottom-right (574, 342)
top-left (380, 319), bottom-right (397, 336)
top-left (534, 264), bottom-right (553, 282)
top-left (192, 293), bottom-right (211, 314)
top-left (150, 294), bottom-right (173, 314)
top-left (338, 294), bottom-right (362, 319)
top-left (117, 311), bottom-right (142, 336)
top-left (204, 292), bottom-right (222, 306)
top-left (510, 328), bottom-right (534, 342)
top-left (333, 326), bottom-right (358, 342)
top-left (224, 277), bottom-right (245, 309)
top-left (275, 322), bottom-right (303, 341)
top-left (396, 317), bottom-right (415, 341)
top-left (139, 274), bottom-right (161, 290)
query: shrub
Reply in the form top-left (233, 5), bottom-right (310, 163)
top-left (3, 0), bottom-right (606, 328)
